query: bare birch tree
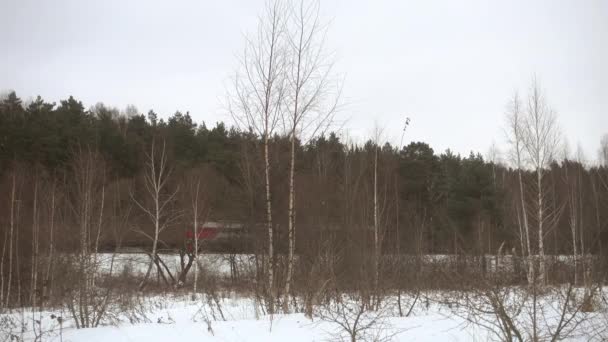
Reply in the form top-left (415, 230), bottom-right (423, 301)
top-left (564, 144), bottom-right (587, 285)
top-left (132, 138), bottom-right (180, 289)
top-left (521, 77), bottom-right (562, 285)
top-left (370, 123), bottom-right (389, 308)
top-left (228, 0), bottom-right (288, 314)
top-left (282, 0), bottom-right (341, 310)
top-left (183, 169), bottom-right (210, 298)
top-left (505, 91), bottom-right (534, 284)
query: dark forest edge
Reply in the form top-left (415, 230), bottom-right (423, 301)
top-left (0, 91), bottom-right (607, 323)
top-left (1, 91), bottom-right (607, 253)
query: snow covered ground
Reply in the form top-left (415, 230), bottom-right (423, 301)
top-left (2, 291), bottom-right (606, 342)
top-left (3, 254), bottom-right (604, 341)
top-left (1, 295), bottom-right (489, 341)
top-left (57, 311), bottom-right (486, 342)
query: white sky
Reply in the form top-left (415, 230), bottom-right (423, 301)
top-left (1, 0), bottom-right (606, 159)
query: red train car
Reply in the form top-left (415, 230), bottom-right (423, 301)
top-left (185, 221), bottom-right (246, 252)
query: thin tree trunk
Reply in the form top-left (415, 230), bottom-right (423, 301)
top-left (15, 192), bottom-right (22, 307)
top-left (537, 167), bottom-right (546, 285)
top-left (565, 164), bottom-right (579, 285)
top-left (140, 216), bottom-right (160, 289)
top-left (92, 184), bottom-right (105, 288)
top-left (264, 133), bottom-right (275, 314)
top-left (284, 131), bottom-right (296, 311)
top-left (517, 165), bottom-right (533, 284)
top-left (193, 180), bottom-right (200, 297)
top-left (577, 166), bottom-right (586, 288)
top-left (0, 223), bottom-right (6, 307)
top-left (45, 182), bottom-right (56, 303)
top-left (5, 172), bottom-right (16, 307)
top-left (30, 176), bottom-right (39, 307)
top-left (373, 145), bottom-right (380, 305)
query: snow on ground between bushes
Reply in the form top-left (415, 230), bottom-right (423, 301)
top-left (6, 290), bottom-right (606, 342)
top-left (7, 297), bottom-right (488, 342)
top-left (60, 312), bottom-right (480, 342)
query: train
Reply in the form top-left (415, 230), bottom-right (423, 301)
top-left (110, 221), bottom-right (375, 254)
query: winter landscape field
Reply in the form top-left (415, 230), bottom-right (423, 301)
top-left (1, 0), bottom-right (607, 341)
top-left (2, 254), bottom-right (608, 341)
top-left (3, 293), bottom-right (493, 342)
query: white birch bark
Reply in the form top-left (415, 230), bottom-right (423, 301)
top-left (228, 0), bottom-right (288, 314)
top-left (521, 78), bottom-right (561, 286)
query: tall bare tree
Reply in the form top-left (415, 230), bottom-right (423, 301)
top-left (505, 91), bottom-right (534, 284)
top-left (183, 169), bottom-right (210, 298)
top-left (132, 139), bottom-right (180, 289)
top-left (228, 0), bottom-right (288, 314)
top-left (521, 78), bottom-right (562, 285)
top-left (370, 123), bottom-right (388, 307)
top-left (282, 0), bottom-right (341, 310)
top-left (562, 142), bottom-right (589, 287)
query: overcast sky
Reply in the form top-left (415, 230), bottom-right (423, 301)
top-left (1, 0), bottom-right (606, 160)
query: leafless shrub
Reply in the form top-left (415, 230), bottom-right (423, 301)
top-left (62, 148), bottom-right (116, 329)
top-left (0, 314), bottom-right (20, 342)
top-left (443, 279), bottom-right (598, 342)
top-left (314, 292), bottom-right (402, 342)
top-left (295, 236), bottom-right (341, 318)
top-left (0, 307), bottom-right (66, 342)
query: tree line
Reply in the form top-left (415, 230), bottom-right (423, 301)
top-left (0, 87), bottom-right (607, 304)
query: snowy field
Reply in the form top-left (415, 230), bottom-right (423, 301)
top-left (0, 295), bottom-right (491, 341)
top-left (2, 290), bottom-right (606, 342)
top-left (3, 254), bottom-right (604, 341)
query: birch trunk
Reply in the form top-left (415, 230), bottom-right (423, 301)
top-left (506, 91), bottom-right (534, 285)
top-left (565, 163), bottom-right (579, 285)
top-left (30, 176), bottom-right (39, 307)
top-left (264, 132), bottom-right (275, 314)
top-left (284, 130), bottom-right (296, 311)
top-left (193, 180), bottom-right (200, 297)
top-left (373, 144), bottom-right (379, 301)
top-left (0, 218), bottom-right (6, 307)
top-left (282, 0), bottom-right (339, 310)
top-left (5, 172), bottom-right (16, 307)
top-left (518, 170), bottom-right (534, 284)
top-left (537, 167), bottom-right (546, 285)
top-left (45, 181), bottom-right (56, 303)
